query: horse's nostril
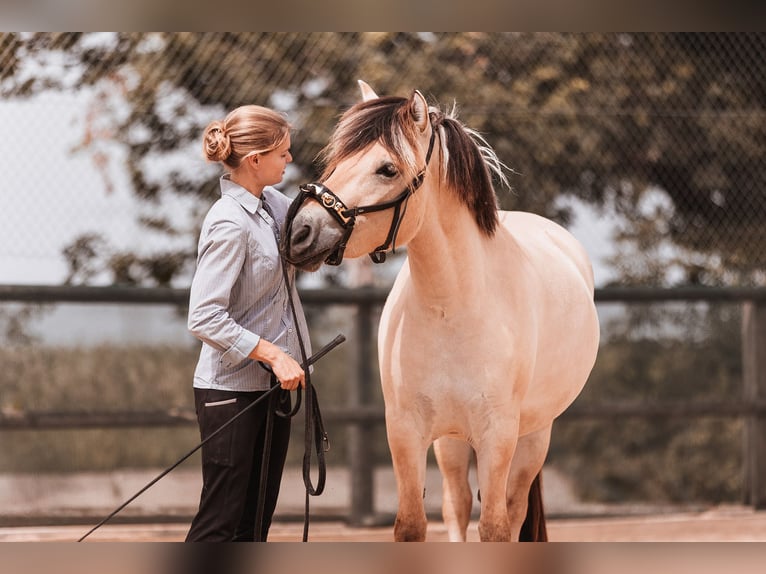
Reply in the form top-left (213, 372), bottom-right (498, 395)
top-left (293, 223), bottom-right (313, 247)
top-left (295, 224), bottom-right (310, 243)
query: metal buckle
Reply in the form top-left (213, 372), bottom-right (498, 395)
top-left (319, 190), bottom-right (353, 227)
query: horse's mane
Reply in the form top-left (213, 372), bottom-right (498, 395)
top-left (318, 96), bottom-right (506, 236)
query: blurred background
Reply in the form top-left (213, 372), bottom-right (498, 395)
top-left (2, 32), bottom-right (766, 527)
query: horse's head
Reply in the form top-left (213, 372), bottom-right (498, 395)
top-left (282, 81), bottom-right (437, 271)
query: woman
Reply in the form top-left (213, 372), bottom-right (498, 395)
top-left (185, 105), bottom-right (311, 542)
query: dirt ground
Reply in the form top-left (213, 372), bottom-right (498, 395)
top-left (3, 504), bottom-right (766, 542)
top-left (3, 465), bottom-right (766, 542)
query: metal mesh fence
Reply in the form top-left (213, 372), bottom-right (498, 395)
top-left (2, 33), bottom-right (766, 509)
top-left (2, 32), bottom-right (765, 288)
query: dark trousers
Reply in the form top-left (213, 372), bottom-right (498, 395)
top-left (185, 387), bottom-right (291, 542)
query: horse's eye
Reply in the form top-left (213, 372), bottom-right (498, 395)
top-left (376, 163), bottom-right (399, 178)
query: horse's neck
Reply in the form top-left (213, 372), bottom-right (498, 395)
top-left (406, 189), bottom-right (489, 306)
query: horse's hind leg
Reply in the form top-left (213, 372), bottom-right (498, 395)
top-left (387, 420), bottom-right (429, 541)
top-left (506, 425), bottom-right (552, 541)
top-left (433, 437), bottom-right (473, 541)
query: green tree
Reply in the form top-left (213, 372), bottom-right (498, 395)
top-left (549, 302), bottom-right (745, 504)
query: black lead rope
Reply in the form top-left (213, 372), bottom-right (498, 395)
top-left (77, 333), bottom-right (344, 543)
top-left (279, 251), bottom-right (330, 542)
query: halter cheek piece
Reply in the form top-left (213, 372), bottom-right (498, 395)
top-left (284, 123), bottom-right (436, 265)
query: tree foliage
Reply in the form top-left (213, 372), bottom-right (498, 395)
top-left (550, 303), bottom-right (744, 503)
top-left (3, 32), bottom-right (765, 286)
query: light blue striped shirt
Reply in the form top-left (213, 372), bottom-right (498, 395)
top-left (188, 175), bottom-right (311, 391)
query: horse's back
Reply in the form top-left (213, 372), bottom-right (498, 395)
top-left (497, 210), bottom-right (595, 294)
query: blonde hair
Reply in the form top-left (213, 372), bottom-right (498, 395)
top-left (203, 105), bottom-right (290, 170)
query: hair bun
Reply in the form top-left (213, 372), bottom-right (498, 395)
top-left (203, 121), bottom-right (231, 163)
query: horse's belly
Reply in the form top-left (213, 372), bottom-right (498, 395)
top-left (379, 234), bottom-right (600, 441)
top-left (519, 304), bottom-right (600, 433)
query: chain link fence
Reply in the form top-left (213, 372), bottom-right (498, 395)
top-left (2, 32), bottom-right (765, 288)
top-left (2, 33), bottom-right (766, 510)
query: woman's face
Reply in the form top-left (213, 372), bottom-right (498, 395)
top-left (258, 134), bottom-right (292, 186)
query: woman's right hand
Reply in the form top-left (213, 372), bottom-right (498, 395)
top-left (250, 339), bottom-right (305, 390)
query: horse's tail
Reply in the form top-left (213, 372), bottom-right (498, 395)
top-left (519, 472), bottom-right (547, 542)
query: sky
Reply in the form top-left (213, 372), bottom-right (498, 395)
top-left (2, 92), bottom-right (140, 284)
top-left (1, 90), bottom-right (206, 286)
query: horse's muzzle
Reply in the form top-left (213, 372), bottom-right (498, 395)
top-left (281, 184), bottom-right (351, 270)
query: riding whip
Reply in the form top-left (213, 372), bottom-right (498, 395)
top-left (78, 333), bottom-right (345, 542)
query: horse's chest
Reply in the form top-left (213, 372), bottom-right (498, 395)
top-left (399, 348), bottom-right (513, 417)
top-left (382, 297), bottom-right (520, 417)
top-left (407, 382), bottom-right (508, 441)
top-left (399, 315), bottom-right (514, 378)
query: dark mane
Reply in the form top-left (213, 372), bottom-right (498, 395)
top-left (434, 111), bottom-right (499, 236)
top-left (319, 95), bottom-right (500, 236)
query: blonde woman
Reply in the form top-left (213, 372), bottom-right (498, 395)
top-left (186, 105), bottom-right (311, 541)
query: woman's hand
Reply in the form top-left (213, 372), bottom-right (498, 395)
top-left (250, 339), bottom-right (305, 390)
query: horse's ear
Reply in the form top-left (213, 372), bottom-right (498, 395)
top-left (411, 90), bottom-right (429, 134)
top-left (358, 80), bottom-right (379, 102)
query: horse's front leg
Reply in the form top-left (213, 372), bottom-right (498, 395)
top-left (433, 437), bottom-right (473, 541)
top-left (386, 416), bottom-right (429, 541)
top-left (474, 419), bottom-right (519, 542)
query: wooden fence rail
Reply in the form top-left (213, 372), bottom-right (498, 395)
top-left (2, 284), bottom-right (766, 518)
top-left (5, 400), bottom-right (766, 431)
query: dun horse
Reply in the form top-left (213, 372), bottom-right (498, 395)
top-left (283, 82), bottom-right (600, 541)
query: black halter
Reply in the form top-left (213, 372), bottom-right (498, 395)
top-left (285, 125), bottom-right (436, 265)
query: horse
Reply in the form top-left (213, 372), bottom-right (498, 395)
top-left (282, 81), bottom-right (600, 542)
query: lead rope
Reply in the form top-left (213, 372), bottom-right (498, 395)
top-left (268, 196), bottom-right (330, 542)
top-left (279, 249), bottom-right (329, 542)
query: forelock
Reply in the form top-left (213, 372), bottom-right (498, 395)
top-left (319, 97), bottom-right (422, 181)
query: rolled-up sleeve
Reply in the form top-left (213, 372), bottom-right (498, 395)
top-left (188, 218), bottom-right (260, 368)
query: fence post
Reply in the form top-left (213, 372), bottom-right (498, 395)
top-left (742, 300), bottom-right (766, 508)
top-left (346, 294), bottom-right (376, 525)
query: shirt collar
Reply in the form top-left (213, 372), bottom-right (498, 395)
top-left (219, 174), bottom-right (263, 214)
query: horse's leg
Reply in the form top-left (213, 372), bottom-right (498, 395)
top-left (433, 437), bottom-right (473, 541)
top-left (506, 425), bottom-right (552, 541)
top-left (474, 423), bottom-right (519, 541)
top-left (387, 420), bottom-right (429, 541)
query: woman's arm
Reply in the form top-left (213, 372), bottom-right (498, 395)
top-left (188, 218), bottom-right (260, 367)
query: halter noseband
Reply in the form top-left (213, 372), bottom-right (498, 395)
top-left (285, 123), bottom-right (436, 265)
